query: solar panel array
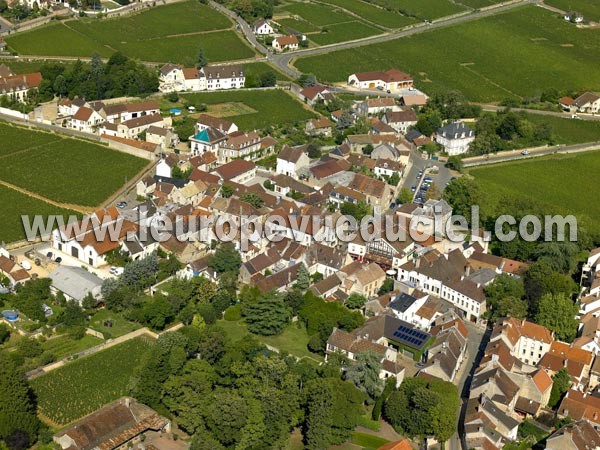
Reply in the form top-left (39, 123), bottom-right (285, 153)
top-left (392, 325), bottom-right (429, 348)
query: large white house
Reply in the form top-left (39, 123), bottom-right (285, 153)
top-left (276, 145), bottom-right (310, 179)
top-left (253, 19), bottom-right (274, 35)
top-left (272, 35), bottom-right (299, 52)
top-left (0, 67), bottom-right (42, 103)
top-left (573, 92), bottom-right (600, 113)
top-left (347, 69), bottom-right (413, 91)
top-left (159, 64), bottom-right (245, 92)
top-left (435, 121), bottom-right (475, 156)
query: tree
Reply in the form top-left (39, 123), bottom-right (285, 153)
top-left (425, 183), bottom-right (441, 200)
top-left (446, 156), bottom-right (463, 172)
top-left (346, 293), bottom-right (367, 309)
top-left (239, 192), bottom-right (265, 209)
top-left (345, 351), bottom-right (384, 400)
top-left (245, 292), bottom-right (291, 336)
top-left (0, 324), bottom-right (10, 345)
top-left (209, 243), bottom-right (241, 276)
top-left (259, 71), bottom-right (276, 87)
top-left (298, 73), bottom-right (317, 87)
top-left (442, 177), bottom-right (484, 225)
top-left (340, 201), bottom-right (371, 221)
top-left (220, 184), bottom-right (234, 198)
top-left (378, 278), bottom-right (394, 295)
top-left (206, 390), bottom-right (248, 446)
top-left (523, 262), bottom-right (577, 314)
top-left (295, 264), bottom-right (311, 290)
top-left (397, 188), bottom-right (413, 205)
top-left (197, 47), bottom-right (208, 69)
top-left (535, 293), bottom-right (579, 342)
top-left (484, 274), bottom-right (527, 321)
top-left (548, 368), bottom-right (570, 409)
top-left (493, 296), bottom-right (528, 321)
top-left (0, 353), bottom-right (40, 448)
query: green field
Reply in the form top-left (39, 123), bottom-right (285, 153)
top-left (0, 134), bottom-right (148, 206)
top-left (545, 0), bottom-right (600, 21)
top-left (0, 60), bottom-right (74, 75)
top-left (276, 17), bottom-right (321, 33)
top-left (5, 1), bottom-right (255, 64)
top-left (310, 21), bottom-right (382, 45)
top-left (181, 89), bottom-right (316, 130)
top-left (457, 0), bottom-right (504, 8)
top-left (89, 309), bottom-right (141, 338)
top-left (295, 6), bottom-right (600, 102)
top-left (395, 0), bottom-right (466, 19)
top-left (0, 184), bottom-right (77, 243)
top-left (526, 114), bottom-right (600, 144)
top-left (31, 336), bottom-right (155, 425)
top-left (41, 334), bottom-right (104, 361)
top-left (468, 151), bottom-right (600, 230)
top-left (284, 2), bottom-right (357, 26)
top-left (244, 61), bottom-right (293, 81)
top-left (318, 0), bottom-right (416, 28)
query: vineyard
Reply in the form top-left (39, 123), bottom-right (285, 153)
top-left (31, 336), bottom-right (155, 426)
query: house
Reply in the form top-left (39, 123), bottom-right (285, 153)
top-left (49, 266), bottom-right (103, 306)
top-left (348, 173), bottom-right (391, 208)
top-left (382, 108), bottom-right (418, 134)
top-left (305, 117), bottom-right (333, 137)
top-left (376, 440), bottom-right (412, 450)
top-left (272, 34), bottom-right (299, 52)
top-left (253, 18), bottom-right (274, 35)
top-left (435, 121), bottom-right (475, 156)
top-left (58, 97), bottom-right (87, 117)
top-left (102, 114), bottom-right (165, 139)
top-left (573, 92), bottom-right (600, 114)
top-left (155, 154), bottom-right (181, 178)
top-left (358, 97), bottom-right (400, 116)
top-left (388, 291), bottom-right (429, 325)
top-left (546, 419), bottom-right (600, 450)
top-left (53, 398), bottom-right (171, 450)
top-left (374, 158), bottom-right (404, 178)
top-left (564, 11), bottom-right (584, 23)
top-left (51, 207), bottom-right (138, 268)
top-left (309, 158), bottom-right (351, 181)
top-left (299, 85), bottom-right (332, 106)
top-left (347, 69), bottom-right (413, 91)
top-left (146, 126), bottom-right (176, 149)
top-left (371, 143), bottom-right (409, 163)
top-left (214, 159), bottom-right (257, 184)
top-left (558, 390), bottom-right (600, 427)
top-left (0, 253), bottom-right (30, 286)
top-left (491, 317), bottom-right (553, 366)
top-left (401, 93), bottom-right (428, 108)
top-left (465, 395), bottom-right (519, 444)
top-left (158, 63), bottom-right (185, 92)
top-left (0, 70), bottom-right (42, 103)
top-left (195, 114), bottom-right (238, 135)
top-left (276, 145), bottom-right (311, 179)
top-left (69, 106), bottom-right (105, 133)
top-left (420, 318), bottom-right (468, 382)
top-left (339, 261), bottom-right (386, 298)
top-left (204, 65), bottom-right (245, 90)
top-left (538, 341), bottom-right (593, 387)
top-left (189, 126), bottom-right (228, 156)
top-left (218, 130), bottom-right (263, 163)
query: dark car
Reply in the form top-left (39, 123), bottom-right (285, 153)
top-left (55, 257), bottom-right (62, 264)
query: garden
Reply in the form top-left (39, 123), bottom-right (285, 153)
top-left (31, 336), bottom-right (155, 426)
top-left (295, 6), bottom-right (600, 102)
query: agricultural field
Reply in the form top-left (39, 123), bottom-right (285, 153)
top-left (545, 0), bottom-right (600, 22)
top-left (456, 0), bottom-right (504, 8)
top-left (295, 6), bottom-right (600, 102)
top-left (181, 89), bottom-right (316, 130)
top-left (276, 17), bottom-right (321, 33)
top-left (525, 114), bottom-right (600, 144)
top-left (0, 60), bottom-right (74, 75)
top-left (0, 133), bottom-right (148, 206)
top-left (318, 0), bottom-right (416, 29)
top-left (0, 184), bottom-right (77, 243)
top-left (467, 151), bottom-right (600, 233)
top-left (244, 61), bottom-right (292, 81)
top-left (363, 0), bottom-right (466, 20)
top-left (283, 2), bottom-right (357, 26)
top-left (41, 334), bottom-right (104, 361)
top-left (309, 21), bottom-right (382, 45)
top-left (31, 336), bottom-right (155, 426)
top-left (5, 1), bottom-right (255, 64)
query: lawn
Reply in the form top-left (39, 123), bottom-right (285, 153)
top-left (545, 0), bottom-right (600, 21)
top-left (180, 89), bottom-right (316, 130)
top-left (5, 1), bottom-right (255, 63)
top-left (31, 336), bottom-right (155, 426)
top-left (89, 309), bottom-right (142, 338)
top-left (217, 319), bottom-right (322, 361)
top-left (295, 6), bottom-right (600, 102)
top-left (351, 432), bottom-right (390, 449)
top-left (0, 184), bottom-right (78, 243)
top-left (0, 134), bottom-right (148, 206)
top-left (309, 21), bottom-right (382, 45)
top-left (467, 150), bottom-right (600, 232)
top-left (317, 0), bottom-right (416, 29)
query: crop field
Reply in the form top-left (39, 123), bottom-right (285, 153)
top-left (317, 0), bottom-right (416, 29)
top-left (457, 0), bottom-right (504, 8)
top-left (276, 17), bottom-right (321, 33)
top-left (31, 336), bottom-right (155, 426)
top-left (244, 61), bottom-right (293, 81)
top-left (5, 1), bottom-right (255, 63)
top-left (0, 134), bottom-right (148, 206)
top-left (396, 0), bottom-right (466, 19)
top-left (181, 89), bottom-right (316, 130)
top-left (283, 2), bottom-right (356, 26)
top-left (309, 21), bottom-right (382, 45)
top-left (0, 122), bottom-right (61, 156)
top-left (525, 114), bottom-right (600, 144)
top-left (295, 6), bottom-right (600, 102)
top-left (468, 151), bottom-right (600, 232)
top-left (545, 0), bottom-right (600, 22)
top-left (0, 185), bottom-right (77, 243)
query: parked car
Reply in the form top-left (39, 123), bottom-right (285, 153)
top-left (116, 201), bottom-right (127, 208)
top-left (110, 266), bottom-right (124, 276)
top-left (521, 150), bottom-right (530, 156)
top-left (424, 176), bottom-right (433, 182)
top-left (410, 185), bottom-right (416, 192)
top-left (55, 257), bottom-right (62, 264)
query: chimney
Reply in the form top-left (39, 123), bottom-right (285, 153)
top-left (465, 265), bottom-right (471, 276)
top-left (415, 258), bottom-right (421, 269)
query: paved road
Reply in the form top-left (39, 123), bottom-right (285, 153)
top-left (209, 0), bottom-right (269, 55)
top-left (266, 0), bottom-right (536, 78)
top-left (477, 103), bottom-right (600, 121)
top-left (463, 141), bottom-right (600, 167)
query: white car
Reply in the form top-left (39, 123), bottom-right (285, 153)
top-left (521, 150), bottom-right (530, 156)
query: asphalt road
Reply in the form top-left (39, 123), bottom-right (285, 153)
top-left (463, 141), bottom-right (600, 167)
